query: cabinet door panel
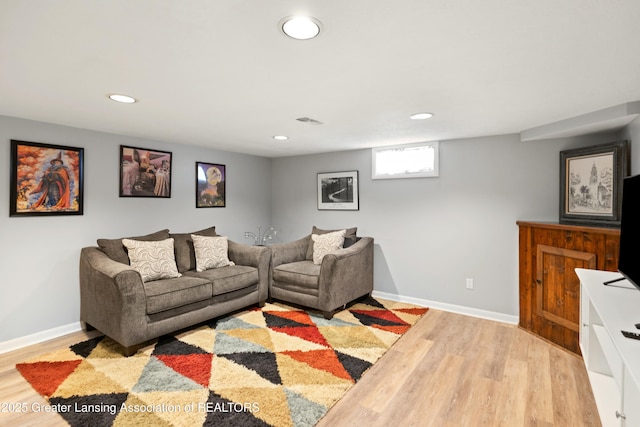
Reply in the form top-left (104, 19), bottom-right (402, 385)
top-left (536, 245), bottom-right (596, 332)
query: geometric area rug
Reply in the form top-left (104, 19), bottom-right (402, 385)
top-left (16, 297), bottom-right (427, 427)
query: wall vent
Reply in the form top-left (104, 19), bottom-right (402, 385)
top-left (296, 117), bottom-right (324, 125)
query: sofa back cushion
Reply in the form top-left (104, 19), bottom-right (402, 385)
top-left (97, 229), bottom-right (170, 264)
top-left (171, 226), bottom-right (217, 273)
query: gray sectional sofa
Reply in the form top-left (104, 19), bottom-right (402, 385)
top-left (79, 227), bottom-right (269, 355)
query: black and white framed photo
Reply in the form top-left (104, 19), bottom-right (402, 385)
top-left (317, 170), bottom-right (359, 211)
top-left (559, 140), bottom-right (629, 227)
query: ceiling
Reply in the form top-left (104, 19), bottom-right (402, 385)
top-left (1, 1), bottom-right (640, 158)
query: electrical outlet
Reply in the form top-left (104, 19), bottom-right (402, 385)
top-left (466, 278), bottom-right (474, 290)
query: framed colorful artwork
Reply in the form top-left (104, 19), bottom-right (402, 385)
top-left (196, 162), bottom-right (226, 207)
top-left (119, 145), bottom-right (172, 198)
top-left (10, 140), bottom-right (84, 216)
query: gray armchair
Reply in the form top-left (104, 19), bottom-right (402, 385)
top-left (269, 230), bottom-right (373, 319)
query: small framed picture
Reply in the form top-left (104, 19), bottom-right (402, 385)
top-left (119, 145), bottom-right (172, 198)
top-left (196, 162), bottom-right (226, 207)
top-left (10, 140), bottom-right (84, 216)
top-left (317, 170), bottom-right (359, 210)
top-left (559, 140), bottom-right (629, 227)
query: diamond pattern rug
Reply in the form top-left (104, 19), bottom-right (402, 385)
top-left (16, 297), bottom-right (427, 427)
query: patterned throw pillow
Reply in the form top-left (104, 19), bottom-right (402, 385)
top-left (191, 235), bottom-right (235, 272)
top-left (311, 229), bottom-right (346, 265)
top-left (305, 226), bottom-right (357, 260)
top-left (122, 238), bottom-right (182, 282)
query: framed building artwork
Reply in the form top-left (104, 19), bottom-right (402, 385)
top-left (559, 140), bottom-right (629, 227)
top-left (10, 139), bottom-right (84, 216)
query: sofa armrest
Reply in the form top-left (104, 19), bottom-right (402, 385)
top-left (227, 240), bottom-right (270, 302)
top-left (318, 237), bottom-right (374, 311)
top-left (79, 247), bottom-right (148, 347)
top-left (270, 235), bottom-right (310, 268)
top-left (227, 240), bottom-right (268, 268)
top-left (81, 246), bottom-right (135, 278)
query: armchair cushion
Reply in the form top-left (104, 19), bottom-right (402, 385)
top-left (305, 226), bottom-right (357, 260)
top-left (273, 261), bottom-right (321, 289)
top-left (311, 229), bottom-right (346, 264)
top-left (122, 238), bottom-right (181, 282)
top-left (191, 234), bottom-right (235, 272)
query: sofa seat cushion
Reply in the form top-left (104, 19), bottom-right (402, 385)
top-left (273, 261), bottom-right (321, 289)
top-left (184, 265), bottom-right (258, 296)
top-left (143, 276), bottom-right (212, 315)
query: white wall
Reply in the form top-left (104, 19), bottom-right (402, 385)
top-left (2, 112), bottom-right (637, 348)
top-left (623, 116), bottom-right (640, 172)
top-left (0, 116), bottom-right (272, 344)
top-left (271, 132), bottom-right (626, 319)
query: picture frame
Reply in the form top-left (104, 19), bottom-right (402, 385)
top-left (559, 140), bottom-right (629, 227)
top-left (119, 145), bottom-right (172, 198)
top-left (318, 170), bottom-right (359, 210)
top-left (196, 162), bottom-right (226, 208)
top-left (10, 140), bottom-right (84, 217)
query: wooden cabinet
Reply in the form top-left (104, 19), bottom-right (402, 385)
top-left (517, 221), bottom-right (620, 354)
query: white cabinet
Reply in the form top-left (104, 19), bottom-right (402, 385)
top-left (577, 268), bottom-right (640, 427)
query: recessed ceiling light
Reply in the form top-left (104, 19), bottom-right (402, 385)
top-left (273, 135), bottom-right (288, 141)
top-left (108, 94), bottom-right (137, 104)
top-left (410, 112), bottom-right (434, 120)
top-left (280, 16), bottom-right (321, 40)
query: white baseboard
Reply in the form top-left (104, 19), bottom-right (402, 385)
top-left (372, 290), bottom-right (519, 325)
top-left (0, 322), bottom-right (83, 355)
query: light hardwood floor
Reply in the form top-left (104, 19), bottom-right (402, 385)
top-left (0, 328), bottom-right (102, 427)
top-left (0, 309), bottom-right (600, 426)
top-left (317, 309), bottom-right (600, 427)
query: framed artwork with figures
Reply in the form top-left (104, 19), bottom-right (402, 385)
top-left (10, 139), bottom-right (84, 216)
top-left (119, 145), bottom-right (172, 198)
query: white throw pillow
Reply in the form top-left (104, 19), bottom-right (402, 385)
top-left (122, 238), bottom-right (182, 282)
top-left (191, 234), bottom-right (235, 272)
top-left (311, 229), bottom-right (346, 265)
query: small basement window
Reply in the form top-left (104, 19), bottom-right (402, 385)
top-left (372, 141), bottom-right (439, 179)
